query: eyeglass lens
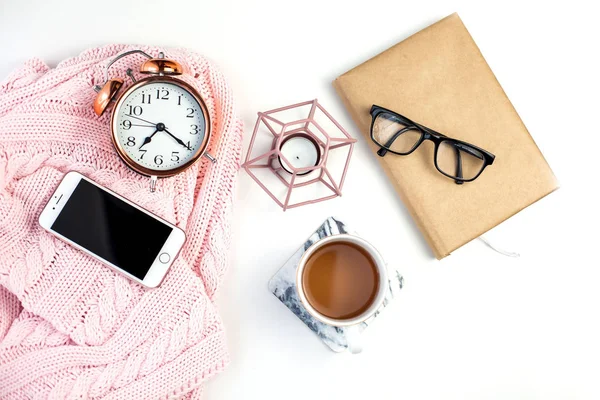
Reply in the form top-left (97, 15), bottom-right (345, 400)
top-left (436, 140), bottom-right (485, 180)
top-left (372, 112), bottom-right (422, 154)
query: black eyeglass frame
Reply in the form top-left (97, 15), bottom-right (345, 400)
top-left (369, 105), bottom-right (495, 183)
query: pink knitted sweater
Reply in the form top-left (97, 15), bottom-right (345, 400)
top-left (0, 45), bottom-right (242, 399)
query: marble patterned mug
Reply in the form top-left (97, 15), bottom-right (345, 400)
top-left (296, 234), bottom-right (388, 353)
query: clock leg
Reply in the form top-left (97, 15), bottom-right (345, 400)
top-left (203, 153), bottom-right (217, 163)
top-left (149, 176), bottom-right (158, 192)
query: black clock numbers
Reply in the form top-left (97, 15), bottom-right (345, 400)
top-left (127, 105), bottom-right (143, 115)
top-left (156, 89), bottom-right (169, 100)
top-left (120, 85), bottom-right (205, 169)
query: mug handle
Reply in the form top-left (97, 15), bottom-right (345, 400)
top-left (345, 325), bottom-right (363, 354)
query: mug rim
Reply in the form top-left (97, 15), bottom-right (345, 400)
top-left (296, 234), bottom-right (388, 327)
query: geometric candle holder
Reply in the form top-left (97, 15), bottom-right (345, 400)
top-left (242, 99), bottom-right (357, 210)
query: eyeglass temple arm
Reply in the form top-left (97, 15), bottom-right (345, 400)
top-left (452, 142), bottom-right (494, 184)
top-left (454, 146), bottom-right (464, 185)
top-left (453, 143), bottom-right (485, 160)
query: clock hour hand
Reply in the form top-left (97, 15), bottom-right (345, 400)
top-left (163, 128), bottom-right (192, 150)
top-left (139, 129), bottom-right (159, 150)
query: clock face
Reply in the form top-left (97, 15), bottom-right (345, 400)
top-left (113, 80), bottom-right (208, 174)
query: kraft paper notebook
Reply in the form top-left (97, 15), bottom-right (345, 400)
top-left (333, 13), bottom-right (558, 259)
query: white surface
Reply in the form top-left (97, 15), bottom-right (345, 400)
top-left (2, 1), bottom-right (599, 399)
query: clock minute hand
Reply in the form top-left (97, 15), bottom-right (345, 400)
top-left (163, 128), bottom-right (191, 150)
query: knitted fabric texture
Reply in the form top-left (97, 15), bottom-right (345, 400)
top-left (0, 45), bottom-right (242, 399)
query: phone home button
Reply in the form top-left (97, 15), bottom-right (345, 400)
top-left (159, 253), bottom-right (170, 264)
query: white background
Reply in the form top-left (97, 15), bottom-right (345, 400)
top-left (2, 1), bottom-right (599, 399)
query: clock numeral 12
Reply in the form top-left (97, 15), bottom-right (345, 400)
top-left (156, 89), bottom-right (169, 100)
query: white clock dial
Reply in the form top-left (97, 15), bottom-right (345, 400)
top-left (114, 81), bottom-right (207, 172)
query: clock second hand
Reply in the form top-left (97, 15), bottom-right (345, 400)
top-left (131, 123), bottom-right (155, 128)
top-left (126, 114), bottom-right (159, 126)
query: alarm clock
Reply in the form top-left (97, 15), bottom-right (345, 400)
top-left (93, 50), bottom-right (215, 192)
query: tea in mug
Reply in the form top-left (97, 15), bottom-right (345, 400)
top-left (301, 240), bottom-right (380, 320)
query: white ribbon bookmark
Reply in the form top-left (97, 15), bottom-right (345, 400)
top-left (478, 235), bottom-right (520, 258)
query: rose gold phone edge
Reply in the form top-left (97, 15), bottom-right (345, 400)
top-left (38, 171), bottom-right (186, 288)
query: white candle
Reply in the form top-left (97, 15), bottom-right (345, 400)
top-left (278, 134), bottom-right (321, 175)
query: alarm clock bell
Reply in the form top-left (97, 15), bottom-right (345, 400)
top-left (93, 51), bottom-right (182, 116)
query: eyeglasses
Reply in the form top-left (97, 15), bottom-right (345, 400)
top-left (369, 105), bottom-right (495, 184)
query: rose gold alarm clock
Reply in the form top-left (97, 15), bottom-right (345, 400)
top-left (93, 50), bottom-right (215, 191)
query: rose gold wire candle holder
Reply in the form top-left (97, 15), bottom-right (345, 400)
top-left (242, 99), bottom-right (356, 210)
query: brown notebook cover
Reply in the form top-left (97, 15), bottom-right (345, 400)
top-left (333, 13), bottom-right (558, 259)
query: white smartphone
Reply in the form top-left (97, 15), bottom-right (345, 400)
top-left (39, 171), bottom-right (186, 288)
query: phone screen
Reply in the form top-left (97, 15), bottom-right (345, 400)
top-left (51, 179), bottom-right (173, 279)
